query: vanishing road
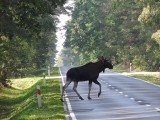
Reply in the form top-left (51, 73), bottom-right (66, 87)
top-left (59, 66), bottom-right (160, 120)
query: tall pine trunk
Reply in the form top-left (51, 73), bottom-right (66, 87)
top-left (0, 69), bottom-right (9, 87)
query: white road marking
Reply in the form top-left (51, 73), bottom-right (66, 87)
top-left (145, 104), bottom-right (151, 107)
top-left (124, 95), bottom-right (128, 97)
top-left (130, 98), bottom-right (135, 100)
top-left (100, 71), bottom-right (159, 114)
top-left (59, 68), bottom-right (77, 120)
top-left (155, 108), bottom-right (160, 112)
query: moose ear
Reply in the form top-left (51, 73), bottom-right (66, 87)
top-left (98, 56), bottom-right (107, 62)
top-left (100, 56), bottom-right (105, 60)
top-left (98, 56), bottom-right (104, 61)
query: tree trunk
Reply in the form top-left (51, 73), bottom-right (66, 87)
top-left (0, 69), bottom-right (10, 87)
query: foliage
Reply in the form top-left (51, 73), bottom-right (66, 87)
top-left (58, 48), bottom-right (81, 66)
top-left (0, 67), bottom-right (65, 120)
top-left (63, 0), bottom-right (160, 71)
top-left (0, 0), bottom-right (67, 84)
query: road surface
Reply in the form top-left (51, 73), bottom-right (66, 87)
top-left (59, 66), bottom-right (160, 120)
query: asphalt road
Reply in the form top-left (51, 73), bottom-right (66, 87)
top-left (59, 66), bottom-right (160, 120)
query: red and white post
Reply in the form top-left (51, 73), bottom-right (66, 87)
top-left (37, 85), bottom-right (42, 108)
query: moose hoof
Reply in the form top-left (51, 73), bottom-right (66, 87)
top-left (79, 97), bottom-right (84, 100)
top-left (60, 98), bottom-right (64, 102)
top-left (98, 92), bottom-right (101, 97)
top-left (88, 97), bottom-right (92, 100)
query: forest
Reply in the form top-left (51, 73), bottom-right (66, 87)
top-left (0, 0), bottom-right (160, 86)
top-left (61, 0), bottom-right (160, 71)
top-left (0, 0), bottom-right (68, 86)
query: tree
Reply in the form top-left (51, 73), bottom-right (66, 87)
top-left (0, 0), bottom-right (67, 86)
top-left (64, 0), bottom-right (159, 71)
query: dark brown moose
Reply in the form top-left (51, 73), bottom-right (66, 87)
top-left (60, 56), bottom-right (113, 102)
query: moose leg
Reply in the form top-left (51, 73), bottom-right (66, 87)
top-left (93, 80), bottom-right (101, 97)
top-left (61, 78), bottom-right (72, 102)
top-left (73, 81), bottom-right (84, 100)
top-left (88, 81), bottom-right (92, 100)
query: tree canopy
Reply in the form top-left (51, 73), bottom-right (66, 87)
top-left (63, 0), bottom-right (160, 71)
top-left (0, 0), bottom-right (67, 86)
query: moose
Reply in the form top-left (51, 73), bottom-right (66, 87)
top-left (60, 56), bottom-right (113, 102)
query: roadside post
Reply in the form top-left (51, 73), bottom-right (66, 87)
top-left (159, 66), bottom-right (160, 80)
top-left (43, 72), bottom-right (45, 79)
top-left (129, 62), bottom-right (132, 72)
top-left (48, 66), bottom-right (50, 76)
top-left (37, 85), bottom-right (42, 108)
top-left (43, 73), bottom-right (46, 85)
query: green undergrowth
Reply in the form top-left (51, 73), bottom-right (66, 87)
top-left (0, 67), bottom-right (65, 120)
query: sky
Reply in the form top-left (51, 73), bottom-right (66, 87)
top-left (55, 0), bottom-right (75, 63)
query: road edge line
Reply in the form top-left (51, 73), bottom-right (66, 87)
top-left (59, 67), bottom-right (77, 120)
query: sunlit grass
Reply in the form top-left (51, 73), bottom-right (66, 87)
top-left (114, 64), bottom-right (160, 86)
top-left (11, 77), bottom-right (40, 90)
top-left (11, 79), bottom-right (65, 120)
top-left (0, 67), bottom-right (65, 120)
top-left (131, 74), bottom-right (160, 85)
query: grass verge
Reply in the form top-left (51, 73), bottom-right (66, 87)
top-left (114, 64), bottom-right (160, 86)
top-left (131, 74), bottom-right (160, 85)
top-left (0, 67), bottom-right (65, 120)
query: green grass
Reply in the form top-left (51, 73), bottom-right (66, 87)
top-left (114, 64), bottom-right (160, 86)
top-left (0, 67), bottom-right (65, 120)
top-left (131, 74), bottom-right (160, 85)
